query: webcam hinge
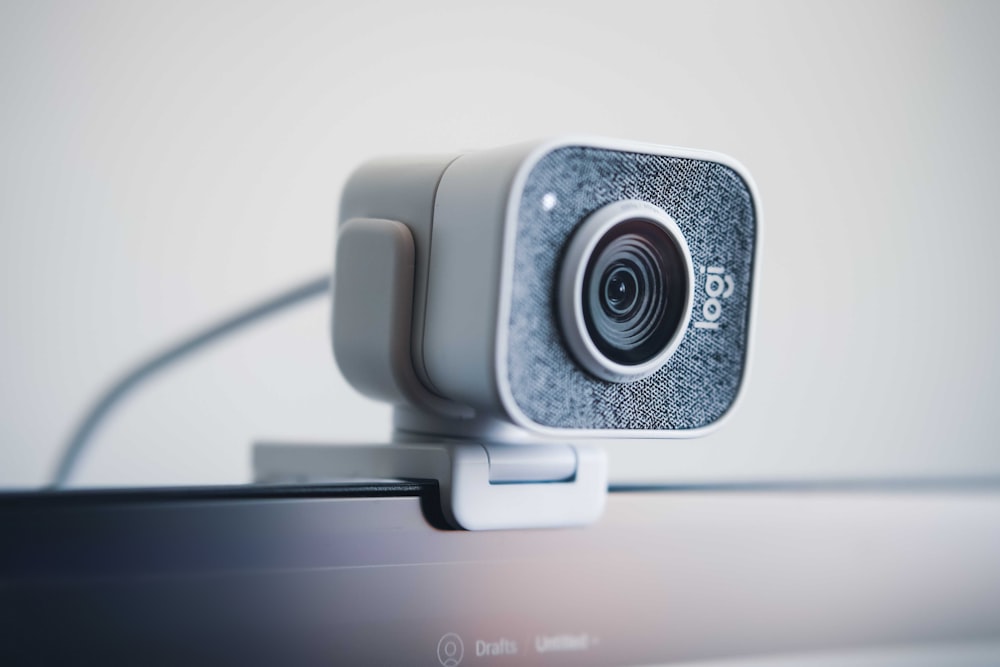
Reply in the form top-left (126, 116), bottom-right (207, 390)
top-left (482, 443), bottom-right (576, 483)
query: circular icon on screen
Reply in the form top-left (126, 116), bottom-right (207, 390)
top-left (437, 632), bottom-right (464, 667)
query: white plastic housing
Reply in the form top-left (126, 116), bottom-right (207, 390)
top-left (334, 137), bottom-right (760, 443)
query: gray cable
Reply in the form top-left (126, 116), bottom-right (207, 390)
top-left (50, 274), bottom-right (332, 488)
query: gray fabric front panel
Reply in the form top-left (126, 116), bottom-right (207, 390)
top-left (507, 146), bottom-right (756, 431)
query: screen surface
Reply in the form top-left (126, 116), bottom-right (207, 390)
top-left (3, 484), bottom-right (1000, 666)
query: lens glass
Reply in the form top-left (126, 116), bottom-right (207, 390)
top-left (581, 218), bottom-right (688, 367)
top-left (603, 267), bottom-right (639, 316)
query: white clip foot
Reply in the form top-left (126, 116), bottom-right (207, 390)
top-left (253, 441), bottom-right (607, 531)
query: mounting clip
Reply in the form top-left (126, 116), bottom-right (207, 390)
top-left (253, 441), bottom-right (607, 531)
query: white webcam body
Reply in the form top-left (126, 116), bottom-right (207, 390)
top-left (334, 137), bottom-right (760, 444)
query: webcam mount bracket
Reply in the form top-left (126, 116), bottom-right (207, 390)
top-left (253, 441), bottom-right (607, 531)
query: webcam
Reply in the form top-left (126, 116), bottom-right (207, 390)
top-left (257, 137), bottom-right (760, 530)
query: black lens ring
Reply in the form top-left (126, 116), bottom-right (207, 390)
top-left (558, 200), bottom-right (694, 383)
top-left (581, 218), bottom-right (689, 367)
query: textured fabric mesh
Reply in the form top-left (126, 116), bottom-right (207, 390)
top-left (507, 146), bottom-right (756, 431)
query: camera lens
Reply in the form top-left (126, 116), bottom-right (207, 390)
top-left (558, 201), bottom-right (694, 382)
top-left (603, 267), bottom-right (638, 315)
top-left (582, 219), bottom-right (688, 366)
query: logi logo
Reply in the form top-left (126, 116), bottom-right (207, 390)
top-left (693, 266), bottom-right (734, 331)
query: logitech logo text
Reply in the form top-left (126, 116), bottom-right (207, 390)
top-left (693, 265), bottom-right (734, 330)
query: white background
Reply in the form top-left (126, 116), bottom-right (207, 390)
top-left (1, 0), bottom-right (997, 488)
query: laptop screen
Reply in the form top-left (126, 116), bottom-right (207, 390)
top-left (3, 483), bottom-right (1000, 666)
